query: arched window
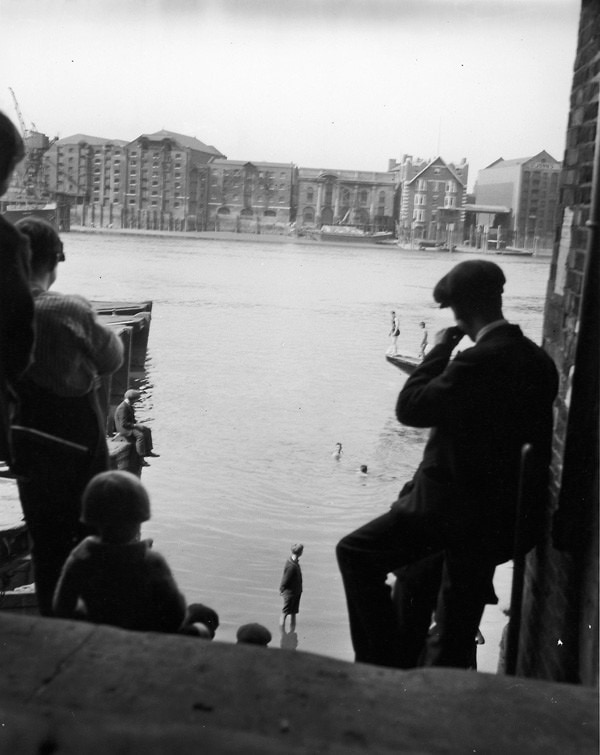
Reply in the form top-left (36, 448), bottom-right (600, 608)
top-left (240, 207), bottom-right (253, 216)
top-left (321, 207), bottom-right (334, 224)
top-left (217, 206), bottom-right (230, 215)
top-left (359, 190), bottom-right (368, 206)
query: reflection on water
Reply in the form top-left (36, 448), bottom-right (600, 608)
top-left (280, 628), bottom-right (299, 651)
top-left (59, 233), bottom-right (549, 669)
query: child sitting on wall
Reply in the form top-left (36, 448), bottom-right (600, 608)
top-left (53, 470), bottom-right (186, 633)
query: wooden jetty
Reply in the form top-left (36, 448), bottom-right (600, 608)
top-left (91, 300), bottom-right (153, 475)
top-left (385, 352), bottom-right (421, 375)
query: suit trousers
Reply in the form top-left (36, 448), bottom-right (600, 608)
top-left (132, 425), bottom-right (153, 456)
top-left (15, 385), bottom-right (107, 616)
top-left (336, 507), bottom-right (496, 669)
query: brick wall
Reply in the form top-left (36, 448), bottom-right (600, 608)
top-left (518, 0), bottom-right (599, 686)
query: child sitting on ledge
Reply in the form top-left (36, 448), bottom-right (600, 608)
top-left (53, 470), bottom-right (186, 633)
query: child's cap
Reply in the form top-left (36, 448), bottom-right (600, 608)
top-left (81, 470), bottom-right (151, 527)
top-left (236, 623), bottom-right (272, 645)
top-left (184, 603), bottom-right (220, 636)
top-left (291, 543), bottom-right (304, 555)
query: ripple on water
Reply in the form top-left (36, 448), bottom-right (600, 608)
top-left (61, 234), bottom-right (549, 663)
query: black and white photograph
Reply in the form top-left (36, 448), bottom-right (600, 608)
top-left (0, 0), bottom-right (596, 751)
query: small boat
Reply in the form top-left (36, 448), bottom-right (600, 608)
top-left (0, 478), bottom-right (37, 612)
top-left (92, 301), bottom-right (152, 372)
top-left (417, 240), bottom-right (456, 252)
top-left (385, 353), bottom-right (421, 375)
top-left (320, 225), bottom-right (394, 244)
top-left (417, 240), bottom-right (444, 250)
top-left (1, 203), bottom-right (58, 226)
top-left (495, 247), bottom-right (534, 257)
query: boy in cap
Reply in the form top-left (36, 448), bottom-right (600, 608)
top-left (337, 259), bottom-right (558, 669)
top-left (279, 543), bottom-right (303, 631)
top-left (53, 470), bottom-right (186, 633)
top-left (114, 388), bottom-right (159, 466)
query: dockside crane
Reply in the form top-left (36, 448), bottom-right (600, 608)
top-left (6, 87), bottom-right (55, 203)
top-left (8, 87), bottom-right (30, 138)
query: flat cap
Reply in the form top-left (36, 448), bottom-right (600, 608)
top-left (236, 623), bottom-right (272, 646)
top-left (184, 603), bottom-right (220, 636)
top-left (433, 260), bottom-right (505, 308)
top-left (81, 470), bottom-right (151, 526)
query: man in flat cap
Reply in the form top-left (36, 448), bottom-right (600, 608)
top-left (337, 260), bottom-right (558, 669)
top-left (114, 389), bottom-right (159, 466)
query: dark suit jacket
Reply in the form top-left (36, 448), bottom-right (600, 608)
top-left (0, 217), bottom-right (34, 463)
top-left (396, 324), bottom-right (558, 561)
top-left (279, 557), bottom-right (302, 596)
top-left (114, 400), bottom-right (136, 437)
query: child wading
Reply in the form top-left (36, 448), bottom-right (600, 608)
top-left (53, 470), bottom-right (186, 633)
top-left (279, 543), bottom-right (304, 631)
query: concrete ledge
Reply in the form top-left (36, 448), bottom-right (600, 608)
top-left (0, 614), bottom-right (596, 753)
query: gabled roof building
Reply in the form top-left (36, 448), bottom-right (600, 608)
top-left (390, 155), bottom-right (469, 244)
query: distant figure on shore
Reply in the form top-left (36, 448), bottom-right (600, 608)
top-left (180, 603), bottom-right (220, 639)
top-left (114, 389), bottom-right (159, 467)
top-left (14, 217), bottom-right (123, 616)
top-left (279, 543), bottom-right (304, 631)
top-left (53, 470), bottom-right (187, 633)
top-left (419, 321), bottom-right (429, 359)
top-left (388, 310), bottom-right (400, 355)
top-left (332, 442), bottom-right (343, 460)
top-left (0, 112), bottom-right (35, 473)
top-left (236, 623), bottom-right (272, 646)
top-left (358, 465), bottom-right (368, 476)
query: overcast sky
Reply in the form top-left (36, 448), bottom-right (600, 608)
top-left (1, 0), bottom-right (580, 190)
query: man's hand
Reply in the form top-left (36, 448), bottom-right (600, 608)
top-left (433, 325), bottom-right (465, 349)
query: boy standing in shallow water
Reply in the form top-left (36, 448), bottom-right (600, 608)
top-left (279, 543), bottom-right (304, 631)
top-left (53, 470), bottom-right (186, 633)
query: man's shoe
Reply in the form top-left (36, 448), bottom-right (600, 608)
top-left (141, 460), bottom-right (151, 467)
top-left (146, 452), bottom-right (160, 458)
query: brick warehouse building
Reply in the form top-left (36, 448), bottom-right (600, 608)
top-left (474, 150), bottom-right (562, 251)
top-left (42, 134), bottom-right (128, 227)
top-left (121, 130), bottom-right (225, 231)
top-left (43, 129), bottom-right (226, 231)
top-left (516, 0), bottom-right (598, 686)
top-left (207, 159), bottom-right (297, 233)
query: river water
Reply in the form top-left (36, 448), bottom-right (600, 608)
top-left (58, 231), bottom-right (550, 671)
